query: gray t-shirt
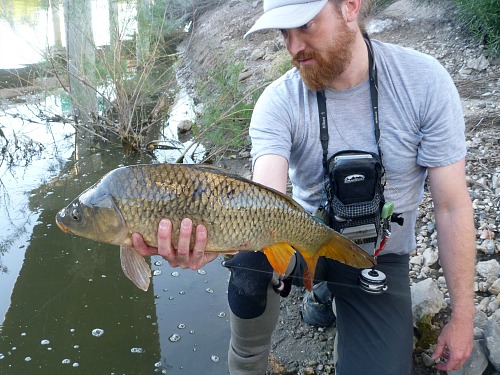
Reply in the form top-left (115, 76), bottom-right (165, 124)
top-left (249, 40), bottom-right (466, 255)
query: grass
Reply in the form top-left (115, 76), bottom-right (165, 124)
top-left (452, 0), bottom-right (499, 56)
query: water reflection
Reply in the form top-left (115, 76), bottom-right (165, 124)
top-left (0, 139), bottom-right (231, 374)
top-left (0, 0), bottom-right (136, 69)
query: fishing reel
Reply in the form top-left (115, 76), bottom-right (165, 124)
top-left (359, 268), bottom-right (387, 295)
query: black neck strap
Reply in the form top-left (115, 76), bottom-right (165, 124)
top-left (317, 36), bottom-right (382, 172)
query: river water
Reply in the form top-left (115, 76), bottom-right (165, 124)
top-left (0, 2), bottom-right (231, 374)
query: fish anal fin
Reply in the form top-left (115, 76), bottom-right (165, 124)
top-left (263, 242), bottom-right (295, 275)
top-left (295, 247), bottom-right (317, 291)
top-left (303, 267), bottom-right (313, 291)
top-left (319, 233), bottom-right (376, 269)
top-left (120, 245), bottom-right (152, 291)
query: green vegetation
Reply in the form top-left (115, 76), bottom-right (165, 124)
top-left (192, 59), bottom-right (265, 159)
top-left (452, 0), bottom-right (499, 56)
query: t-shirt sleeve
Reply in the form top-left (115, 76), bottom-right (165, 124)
top-left (416, 60), bottom-right (466, 167)
top-left (249, 84), bottom-right (294, 168)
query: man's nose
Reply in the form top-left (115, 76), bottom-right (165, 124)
top-left (285, 29), bottom-right (306, 56)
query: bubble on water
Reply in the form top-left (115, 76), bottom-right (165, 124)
top-left (205, 288), bottom-right (214, 294)
top-left (62, 359), bottom-right (71, 364)
top-left (91, 328), bottom-right (104, 337)
top-left (131, 348), bottom-right (144, 354)
top-left (73, 362), bottom-right (79, 367)
top-left (179, 291), bottom-right (186, 295)
top-left (197, 269), bottom-right (207, 275)
top-left (154, 261), bottom-right (162, 266)
top-left (189, 330), bottom-right (195, 334)
top-left (171, 271), bottom-right (180, 277)
top-left (211, 355), bottom-right (220, 363)
top-left (177, 323), bottom-right (186, 329)
top-left (168, 333), bottom-right (181, 342)
top-left (25, 357), bottom-right (31, 362)
top-left (153, 270), bottom-right (162, 276)
top-left (217, 312), bottom-right (227, 318)
top-left (41, 339), bottom-right (50, 345)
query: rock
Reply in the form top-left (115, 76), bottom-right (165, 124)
top-left (238, 70), bottom-right (254, 81)
top-left (249, 48), bottom-right (265, 60)
top-left (423, 247), bottom-right (438, 267)
top-left (466, 55), bottom-right (490, 71)
top-left (476, 260), bottom-right (500, 279)
top-left (486, 310), bottom-right (500, 371)
top-left (489, 278), bottom-right (500, 295)
top-left (447, 340), bottom-right (489, 375)
top-left (411, 279), bottom-right (445, 322)
top-left (177, 119), bottom-right (192, 133)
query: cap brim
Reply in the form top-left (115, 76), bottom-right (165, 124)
top-left (244, 0), bottom-right (328, 39)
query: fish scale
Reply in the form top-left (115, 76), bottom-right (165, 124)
top-left (56, 163), bottom-right (375, 291)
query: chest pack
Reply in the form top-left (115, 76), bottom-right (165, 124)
top-left (315, 37), bottom-right (402, 257)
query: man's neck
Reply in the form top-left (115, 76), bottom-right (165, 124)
top-left (327, 33), bottom-right (369, 90)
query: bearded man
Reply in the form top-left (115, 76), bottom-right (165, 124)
top-left (133, 0), bottom-right (476, 374)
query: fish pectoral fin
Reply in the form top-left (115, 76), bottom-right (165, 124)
top-left (263, 242), bottom-right (295, 275)
top-left (120, 245), bottom-right (152, 291)
top-left (319, 232), bottom-right (376, 269)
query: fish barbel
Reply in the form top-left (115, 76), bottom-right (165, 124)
top-left (56, 163), bottom-right (375, 291)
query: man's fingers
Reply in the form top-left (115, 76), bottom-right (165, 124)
top-left (132, 232), bottom-right (155, 256)
top-left (176, 218), bottom-right (193, 268)
top-left (190, 224), bottom-right (208, 269)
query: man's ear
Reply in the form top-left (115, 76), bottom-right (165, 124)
top-left (342, 0), bottom-right (361, 22)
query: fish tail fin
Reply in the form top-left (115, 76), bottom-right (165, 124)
top-left (264, 243), bottom-right (315, 291)
top-left (263, 242), bottom-right (295, 275)
top-left (319, 232), bottom-right (376, 269)
top-left (120, 245), bottom-right (152, 291)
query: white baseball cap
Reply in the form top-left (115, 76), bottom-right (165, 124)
top-left (244, 0), bottom-right (329, 39)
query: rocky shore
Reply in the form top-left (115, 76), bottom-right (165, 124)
top-left (177, 0), bottom-right (499, 373)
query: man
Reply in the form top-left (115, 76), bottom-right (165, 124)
top-left (133, 0), bottom-right (476, 374)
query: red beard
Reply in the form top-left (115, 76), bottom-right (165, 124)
top-left (292, 23), bottom-right (356, 91)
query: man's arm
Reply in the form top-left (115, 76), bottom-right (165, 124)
top-left (428, 158), bottom-right (475, 371)
top-left (252, 154), bottom-right (289, 192)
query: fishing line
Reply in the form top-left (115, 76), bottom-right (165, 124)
top-left (219, 261), bottom-right (370, 292)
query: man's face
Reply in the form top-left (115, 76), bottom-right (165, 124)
top-left (282, 3), bottom-right (357, 91)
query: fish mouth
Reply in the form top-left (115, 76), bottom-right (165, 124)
top-left (55, 215), bottom-right (70, 233)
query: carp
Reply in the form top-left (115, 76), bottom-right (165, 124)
top-left (56, 163), bottom-right (375, 291)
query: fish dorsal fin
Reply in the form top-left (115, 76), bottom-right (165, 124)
top-left (263, 242), bottom-right (296, 275)
top-left (120, 246), bottom-right (152, 291)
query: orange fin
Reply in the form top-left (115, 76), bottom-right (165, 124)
top-left (319, 231), bottom-right (376, 269)
top-left (295, 248), bottom-right (318, 291)
top-left (263, 242), bottom-right (296, 275)
top-left (303, 267), bottom-right (313, 291)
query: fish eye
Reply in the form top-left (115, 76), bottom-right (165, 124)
top-left (71, 206), bottom-right (81, 222)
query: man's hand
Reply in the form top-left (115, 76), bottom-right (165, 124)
top-left (132, 218), bottom-right (218, 270)
top-left (432, 316), bottom-right (474, 371)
